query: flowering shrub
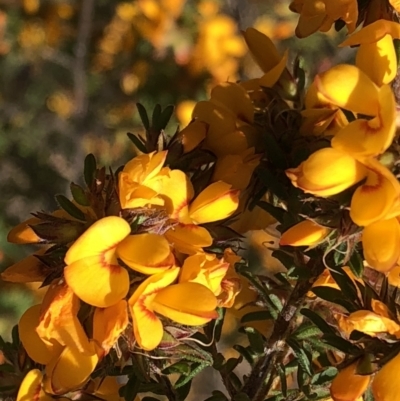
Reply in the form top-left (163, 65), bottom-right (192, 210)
top-left (3, 0), bottom-right (400, 400)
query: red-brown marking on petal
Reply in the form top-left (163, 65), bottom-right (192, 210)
top-left (137, 288), bottom-right (162, 322)
top-left (360, 169), bottom-right (384, 193)
top-left (172, 199), bottom-right (189, 220)
top-left (99, 245), bottom-right (121, 274)
top-left (33, 383), bottom-right (41, 401)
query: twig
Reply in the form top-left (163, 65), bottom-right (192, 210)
top-left (240, 255), bottom-right (325, 401)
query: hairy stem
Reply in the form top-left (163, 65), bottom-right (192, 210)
top-left (240, 256), bottom-right (325, 401)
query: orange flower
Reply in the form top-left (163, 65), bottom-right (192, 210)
top-left (280, 220), bottom-right (330, 247)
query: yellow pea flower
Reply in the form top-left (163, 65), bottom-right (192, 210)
top-left (129, 268), bottom-right (218, 350)
top-left (242, 27), bottom-right (289, 88)
top-left (340, 19), bottom-right (400, 86)
top-left (330, 360), bottom-right (371, 401)
top-left (87, 376), bottom-right (131, 401)
top-left (1, 248), bottom-right (48, 283)
top-left (286, 147), bottom-right (367, 197)
top-left (116, 233), bottom-right (175, 274)
top-left (64, 216), bottom-right (131, 308)
top-left (212, 149), bottom-right (261, 190)
top-left (93, 300), bottom-right (129, 357)
top-left (119, 150), bottom-right (169, 209)
top-left (36, 281), bottom-right (93, 354)
top-left (350, 158), bottom-right (400, 226)
top-left (17, 369), bottom-right (53, 401)
top-left (362, 218), bottom-right (400, 273)
top-left (19, 305), bottom-right (63, 365)
top-left (372, 352), bottom-right (400, 401)
top-left (179, 252), bottom-right (229, 296)
top-left (160, 170), bottom-right (239, 253)
top-left (290, 0), bottom-right (358, 38)
top-left (7, 216), bottom-right (42, 244)
top-left (44, 341), bottom-right (98, 395)
top-left (280, 220), bottom-right (330, 247)
top-left (315, 64), bottom-right (396, 158)
top-left (177, 120), bottom-right (207, 153)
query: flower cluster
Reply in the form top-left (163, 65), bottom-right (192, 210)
top-left (5, 1), bottom-right (400, 400)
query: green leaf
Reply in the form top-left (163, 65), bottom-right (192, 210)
top-left (158, 104), bottom-right (175, 131)
top-left (241, 310), bottom-right (272, 324)
top-left (256, 168), bottom-right (288, 201)
top-left (233, 344), bottom-right (256, 365)
top-left (84, 153), bottom-right (96, 187)
top-left (0, 363), bottom-right (15, 373)
top-left (364, 386), bottom-right (376, 401)
top-left (277, 363), bottom-right (287, 397)
top-left (311, 287), bottom-right (357, 312)
top-left (233, 393), bottom-right (251, 401)
top-left (127, 132), bottom-right (147, 153)
top-left (243, 327), bottom-right (265, 354)
top-left (141, 398), bottom-right (160, 401)
top-left (300, 308), bottom-right (337, 336)
top-left (204, 391), bottom-right (229, 401)
top-left (287, 338), bottom-right (313, 377)
top-left (70, 183), bottom-right (89, 206)
top-left (162, 361), bottom-right (191, 376)
top-left (349, 250), bottom-right (364, 278)
top-left (271, 250), bottom-right (296, 270)
top-left (264, 133), bottom-right (287, 169)
top-left (224, 356), bottom-right (243, 374)
top-left (122, 376), bottom-right (141, 401)
top-left (292, 322), bottom-right (322, 341)
top-left (322, 333), bottom-right (360, 354)
top-left (176, 380), bottom-right (192, 401)
top-left (329, 267), bottom-right (360, 305)
top-left (136, 103), bottom-right (150, 130)
top-left (151, 104), bottom-right (162, 128)
top-left (174, 362), bottom-right (209, 388)
top-left (256, 201), bottom-right (286, 223)
top-left (311, 366), bottom-right (337, 386)
top-left (11, 325), bottom-right (19, 346)
top-left (55, 194), bottom-right (86, 221)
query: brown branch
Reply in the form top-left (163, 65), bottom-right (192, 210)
top-left (240, 256), bottom-right (326, 401)
top-left (73, 0), bottom-right (95, 118)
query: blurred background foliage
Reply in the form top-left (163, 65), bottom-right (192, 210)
top-left (0, 0), bottom-right (352, 339)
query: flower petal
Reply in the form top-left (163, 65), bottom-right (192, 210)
top-left (330, 361), bottom-right (370, 401)
top-left (19, 305), bottom-right (62, 364)
top-left (372, 352), bottom-right (400, 401)
top-left (164, 224), bottom-right (213, 254)
top-left (242, 28), bottom-right (283, 72)
top-left (178, 121), bottom-right (207, 153)
top-left (280, 220), bottom-right (330, 247)
top-left (331, 84), bottom-right (396, 157)
top-left (93, 300), bottom-right (128, 357)
top-left (362, 218), bottom-right (400, 273)
top-left (129, 268), bottom-right (180, 350)
top-left (8, 217), bottom-right (42, 244)
top-left (350, 159), bottom-right (400, 226)
top-left (153, 282), bottom-right (218, 325)
top-left (46, 343), bottom-right (98, 395)
top-left (117, 233), bottom-right (174, 275)
top-left (64, 216), bottom-right (131, 264)
top-left (286, 147), bottom-right (367, 197)
top-left (189, 181), bottom-right (239, 224)
top-left (315, 65), bottom-right (380, 116)
top-left (64, 255), bottom-right (129, 308)
top-left (17, 369), bottom-right (53, 401)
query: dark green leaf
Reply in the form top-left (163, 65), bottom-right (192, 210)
top-left (322, 333), bottom-right (360, 354)
top-left (233, 344), bottom-right (255, 365)
top-left (271, 250), bottom-right (295, 270)
top-left (243, 327), bottom-right (265, 354)
top-left (287, 338), bottom-right (313, 377)
top-left (292, 322), bottom-right (322, 341)
top-left (329, 267), bottom-right (360, 305)
top-left (256, 201), bottom-right (286, 223)
top-left (70, 183), bottom-right (89, 206)
top-left (213, 307), bottom-right (225, 343)
top-left (296, 364), bottom-right (308, 390)
top-left (277, 363), bottom-right (287, 397)
top-left (55, 194), bottom-right (86, 221)
top-left (127, 132), bottom-right (147, 153)
top-left (157, 104), bottom-right (175, 131)
top-left (136, 103), bottom-right (150, 130)
top-left (224, 356), bottom-right (243, 374)
top-left (122, 376), bottom-right (140, 401)
top-left (141, 398), bottom-right (160, 401)
top-left (301, 308), bottom-right (337, 336)
top-left (241, 310), bottom-right (272, 324)
top-left (311, 287), bottom-right (357, 312)
top-left (264, 133), bottom-right (287, 169)
top-left (176, 380), bottom-right (192, 401)
top-left (151, 104), bottom-right (162, 128)
top-left (174, 362), bottom-right (208, 388)
top-left (162, 362), bottom-right (191, 376)
top-left (213, 353), bottom-right (225, 370)
top-left (0, 363), bottom-right (14, 373)
top-left (204, 391), bottom-right (229, 401)
top-left (84, 153), bottom-right (96, 187)
top-left (364, 386), bottom-right (376, 401)
top-left (349, 251), bottom-right (364, 278)
top-left (233, 393), bottom-right (251, 401)
top-left (0, 385), bottom-right (16, 392)
top-left (11, 325), bottom-right (19, 346)
top-left (311, 366), bottom-right (337, 385)
top-left (256, 169), bottom-right (288, 201)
